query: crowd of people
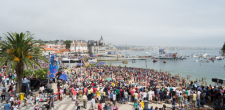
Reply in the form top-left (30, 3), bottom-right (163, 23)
top-left (1, 61), bottom-right (225, 110)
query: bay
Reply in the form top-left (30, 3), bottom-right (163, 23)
top-left (98, 50), bottom-right (225, 85)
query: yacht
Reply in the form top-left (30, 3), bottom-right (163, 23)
top-left (200, 53), bottom-right (210, 58)
top-left (215, 56), bottom-right (224, 60)
top-left (192, 54), bottom-right (198, 58)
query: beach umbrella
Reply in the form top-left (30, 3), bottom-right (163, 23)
top-left (100, 62), bottom-right (105, 65)
top-left (77, 63), bottom-right (84, 66)
top-left (89, 62), bottom-right (95, 64)
top-left (97, 62), bottom-right (105, 66)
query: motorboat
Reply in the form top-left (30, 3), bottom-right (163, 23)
top-left (200, 53), bottom-right (210, 58)
top-left (163, 61), bottom-right (166, 63)
top-left (180, 56), bottom-right (186, 59)
top-left (200, 60), bottom-right (209, 63)
top-left (192, 54), bottom-right (198, 58)
top-left (153, 60), bottom-right (157, 62)
top-left (217, 58), bottom-right (223, 60)
top-left (215, 56), bottom-right (224, 60)
top-left (122, 61), bottom-right (128, 64)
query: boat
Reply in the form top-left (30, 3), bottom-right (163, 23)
top-left (215, 56), bottom-right (224, 60)
top-left (192, 54), bottom-right (198, 58)
top-left (200, 53), bottom-right (210, 58)
top-left (200, 60), bottom-right (209, 63)
top-left (163, 61), bottom-right (166, 63)
top-left (180, 56), bottom-right (186, 59)
top-left (196, 60), bottom-right (198, 62)
top-left (217, 58), bottom-right (223, 60)
top-left (153, 60), bottom-right (157, 62)
top-left (122, 61), bottom-right (128, 64)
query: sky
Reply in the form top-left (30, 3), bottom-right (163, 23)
top-left (0, 0), bottom-right (225, 47)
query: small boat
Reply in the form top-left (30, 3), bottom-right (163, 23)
top-left (122, 61), bottom-right (128, 64)
top-left (200, 60), bottom-right (209, 63)
top-left (153, 60), bottom-right (157, 62)
top-left (217, 58), bottom-right (223, 60)
top-left (196, 60), bottom-right (198, 62)
top-left (163, 61), bottom-right (166, 63)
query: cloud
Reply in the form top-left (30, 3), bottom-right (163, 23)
top-left (0, 0), bottom-right (224, 47)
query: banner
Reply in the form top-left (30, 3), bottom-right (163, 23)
top-left (50, 65), bottom-right (58, 75)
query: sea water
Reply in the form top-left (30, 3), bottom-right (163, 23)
top-left (98, 50), bottom-right (225, 85)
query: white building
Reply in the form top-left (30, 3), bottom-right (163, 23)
top-left (88, 36), bottom-right (106, 55)
top-left (70, 40), bottom-right (88, 53)
top-left (105, 43), bottom-right (117, 52)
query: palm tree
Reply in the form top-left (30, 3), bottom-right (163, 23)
top-left (0, 32), bottom-right (48, 93)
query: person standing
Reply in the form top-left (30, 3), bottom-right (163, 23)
top-left (130, 88), bottom-right (135, 102)
top-left (216, 90), bottom-right (222, 108)
top-left (192, 91), bottom-right (197, 109)
top-left (75, 99), bottom-right (81, 110)
top-left (120, 90), bottom-right (124, 104)
top-left (91, 96), bottom-right (95, 110)
top-left (148, 89), bottom-right (153, 104)
top-left (183, 92), bottom-right (188, 109)
top-left (178, 93), bottom-right (183, 108)
top-left (113, 92), bottom-right (116, 104)
top-left (134, 91), bottom-right (138, 103)
top-left (115, 88), bottom-right (119, 102)
top-left (197, 90), bottom-right (201, 108)
top-left (124, 90), bottom-right (128, 104)
top-left (98, 101), bottom-right (102, 110)
top-left (172, 95), bottom-right (176, 108)
top-left (82, 94), bottom-right (87, 109)
top-left (4, 100), bottom-right (11, 110)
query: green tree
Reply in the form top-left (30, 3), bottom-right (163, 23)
top-left (221, 43), bottom-right (225, 56)
top-left (0, 32), bottom-right (48, 93)
top-left (64, 40), bottom-right (72, 49)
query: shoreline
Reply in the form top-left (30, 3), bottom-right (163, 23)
top-left (93, 61), bottom-right (214, 86)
